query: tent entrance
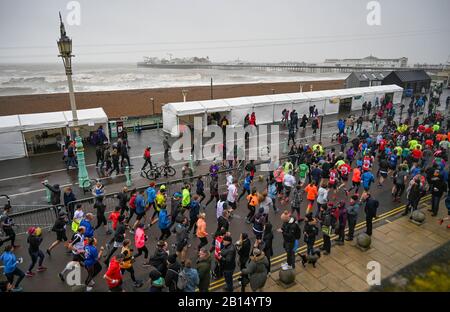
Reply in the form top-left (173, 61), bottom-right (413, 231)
top-left (385, 92), bottom-right (394, 103)
top-left (338, 98), bottom-right (352, 116)
top-left (23, 127), bottom-right (66, 155)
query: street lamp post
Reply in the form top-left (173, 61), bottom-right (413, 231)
top-left (210, 78), bottom-right (213, 100)
top-left (57, 12), bottom-right (90, 190)
top-left (182, 89), bottom-right (188, 102)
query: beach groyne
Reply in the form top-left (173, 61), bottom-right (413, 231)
top-left (0, 79), bottom-right (344, 119)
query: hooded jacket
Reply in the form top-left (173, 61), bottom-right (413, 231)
top-left (165, 261), bottom-right (182, 292)
top-left (45, 184), bottom-right (61, 206)
top-left (241, 252), bottom-right (269, 291)
top-left (196, 255), bottom-right (212, 291)
top-left (183, 267), bottom-right (200, 292)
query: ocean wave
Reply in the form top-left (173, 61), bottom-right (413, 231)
top-left (0, 86), bottom-right (37, 95)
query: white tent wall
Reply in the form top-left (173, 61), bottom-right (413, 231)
top-left (226, 98), bottom-right (254, 126)
top-left (0, 131), bottom-right (26, 160)
top-left (326, 98), bottom-right (340, 114)
top-left (308, 99), bottom-right (326, 115)
top-left (252, 103), bottom-right (274, 124)
top-left (267, 94), bottom-right (294, 122)
top-left (393, 91), bottom-right (403, 104)
top-left (230, 107), bottom-right (253, 126)
top-left (351, 94), bottom-right (365, 110)
top-left (247, 95), bottom-right (274, 125)
top-left (288, 94), bottom-right (310, 119)
top-left (161, 85), bottom-right (404, 133)
top-left (162, 106), bottom-right (178, 136)
top-left (291, 100), bottom-right (309, 118)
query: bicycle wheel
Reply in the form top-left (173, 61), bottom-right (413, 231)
top-left (164, 166), bottom-right (176, 177)
top-left (145, 169), bottom-right (157, 180)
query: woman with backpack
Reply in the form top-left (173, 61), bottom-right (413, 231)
top-left (180, 259), bottom-right (199, 292)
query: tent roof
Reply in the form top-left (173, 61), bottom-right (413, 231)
top-left (162, 85), bottom-right (404, 116)
top-left (19, 111), bottom-right (67, 131)
top-left (198, 99), bottom-right (231, 112)
top-left (304, 90), bottom-right (339, 100)
top-left (224, 97), bottom-right (254, 108)
top-left (166, 102), bottom-right (205, 116)
top-left (285, 93), bottom-right (310, 102)
top-left (0, 115), bottom-right (21, 133)
top-left (245, 95), bottom-right (273, 107)
top-left (63, 107), bottom-right (108, 126)
top-left (0, 108), bottom-right (109, 133)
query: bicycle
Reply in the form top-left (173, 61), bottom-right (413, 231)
top-left (142, 163), bottom-right (176, 180)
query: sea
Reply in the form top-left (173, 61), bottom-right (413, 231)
top-left (0, 63), bottom-right (349, 96)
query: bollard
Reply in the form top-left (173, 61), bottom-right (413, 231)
top-left (410, 210), bottom-right (426, 225)
top-left (356, 233), bottom-right (371, 251)
top-left (44, 179), bottom-right (51, 204)
top-left (277, 265), bottom-right (296, 288)
top-left (125, 166), bottom-right (132, 187)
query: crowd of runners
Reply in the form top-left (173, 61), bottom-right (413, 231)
top-left (1, 94), bottom-right (450, 293)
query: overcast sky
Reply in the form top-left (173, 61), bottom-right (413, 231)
top-left (0, 0), bottom-right (449, 64)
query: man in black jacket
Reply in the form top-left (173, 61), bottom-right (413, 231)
top-left (278, 211), bottom-right (301, 268)
top-left (116, 187), bottom-right (129, 216)
top-left (146, 240), bottom-right (169, 276)
top-left (362, 193), bottom-right (378, 236)
top-left (236, 233), bottom-right (251, 291)
top-left (430, 171), bottom-right (448, 216)
top-left (42, 182), bottom-right (61, 207)
top-left (220, 235), bottom-right (236, 292)
top-left (165, 254), bottom-right (182, 292)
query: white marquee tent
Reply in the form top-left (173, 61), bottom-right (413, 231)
top-left (162, 85), bottom-right (403, 136)
top-left (0, 108), bottom-right (108, 161)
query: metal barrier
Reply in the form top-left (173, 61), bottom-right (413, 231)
top-left (6, 205), bottom-right (59, 236)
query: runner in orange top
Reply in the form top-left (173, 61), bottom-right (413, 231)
top-left (245, 189), bottom-right (260, 224)
top-left (346, 167), bottom-right (361, 195)
top-left (304, 182), bottom-right (318, 214)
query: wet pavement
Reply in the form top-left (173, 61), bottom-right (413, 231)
top-left (0, 92), bottom-right (449, 292)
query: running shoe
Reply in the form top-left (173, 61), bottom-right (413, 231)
top-left (26, 271), bottom-right (35, 277)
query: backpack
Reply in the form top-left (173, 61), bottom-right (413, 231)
top-left (177, 270), bottom-right (188, 290)
top-left (291, 223), bottom-right (301, 240)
